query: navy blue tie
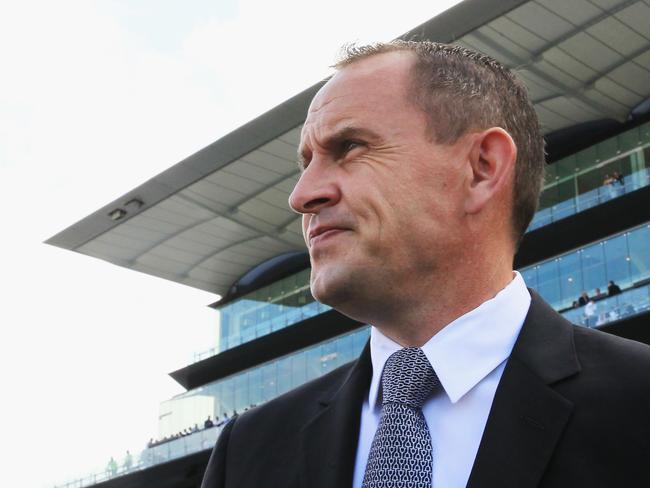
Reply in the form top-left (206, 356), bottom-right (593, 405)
top-left (362, 347), bottom-right (440, 488)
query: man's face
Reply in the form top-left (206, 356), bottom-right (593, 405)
top-left (289, 52), bottom-right (469, 316)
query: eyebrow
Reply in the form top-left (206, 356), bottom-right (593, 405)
top-left (297, 126), bottom-right (383, 170)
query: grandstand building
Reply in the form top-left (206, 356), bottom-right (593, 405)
top-left (47, 0), bottom-right (650, 486)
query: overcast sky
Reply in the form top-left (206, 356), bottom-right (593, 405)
top-left (0, 1), bottom-right (461, 486)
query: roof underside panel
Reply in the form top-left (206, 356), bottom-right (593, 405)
top-left (48, 0), bottom-right (650, 297)
top-left (76, 125), bottom-right (307, 294)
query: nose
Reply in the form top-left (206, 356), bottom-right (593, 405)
top-left (289, 161), bottom-right (341, 214)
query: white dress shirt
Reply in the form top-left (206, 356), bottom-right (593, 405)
top-left (352, 272), bottom-right (531, 488)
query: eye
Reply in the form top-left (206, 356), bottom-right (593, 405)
top-left (342, 140), bottom-right (363, 153)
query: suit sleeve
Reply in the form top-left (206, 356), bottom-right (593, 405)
top-left (201, 416), bottom-right (237, 488)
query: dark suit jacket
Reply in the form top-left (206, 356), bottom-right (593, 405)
top-left (201, 291), bottom-right (650, 487)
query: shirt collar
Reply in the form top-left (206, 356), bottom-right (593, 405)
top-left (368, 271), bottom-right (531, 410)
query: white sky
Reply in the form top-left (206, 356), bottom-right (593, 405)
top-left (0, 1), bottom-right (461, 486)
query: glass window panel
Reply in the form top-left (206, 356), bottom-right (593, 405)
top-left (628, 225), bottom-right (650, 285)
top-left (291, 351), bottom-right (307, 388)
top-left (520, 267), bottom-right (537, 290)
top-left (277, 356), bottom-right (292, 395)
top-left (261, 363), bottom-right (277, 403)
top-left (234, 374), bottom-right (249, 413)
top-left (577, 164), bottom-right (610, 195)
top-left (555, 154), bottom-right (577, 180)
top-left (558, 252), bottom-right (582, 309)
top-left (248, 367), bottom-right (262, 407)
top-left (603, 234), bottom-right (632, 289)
top-left (543, 158), bottom-right (560, 186)
top-left (221, 378), bottom-right (235, 416)
top-left (618, 126), bottom-right (639, 152)
top-left (353, 328), bottom-right (370, 352)
top-left (320, 340), bottom-right (337, 375)
top-left (575, 145), bottom-right (597, 172)
top-left (536, 260), bottom-right (561, 308)
top-left (337, 333), bottom-right (355, 365)
top-left (581, 242), bottom-right (607, 297)
top-left (212, 382), bottom-right (223, 418)
top-left (306, 347), bottom-right (322, 381)
top-left (596, 136), bottom-right (619, 162)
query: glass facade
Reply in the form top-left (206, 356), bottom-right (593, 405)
top-left (191, 268), bottom-right (333, 363)
top-left (161, 327), bottom-right (370, 437)
top-left (197, 268), bottom-right (331, 359)
top-left (561, 283), bottom-right (650, 328)
top-left (520, 223), bottom-right (650, 311)
top-left (53, 426), bottom-right (223, 488)
top-left (527, 122), bottom-right (650, 232)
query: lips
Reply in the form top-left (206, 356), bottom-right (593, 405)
top-left (308, 226), bottom-right (348, 247)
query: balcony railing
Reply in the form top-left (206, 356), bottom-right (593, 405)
top-left (53, 425), bottom-right (223, 488)
top-left (561, 283), bottom-right (650, 328)
top-left (528, 167), bottom-right (650, 232)
top-left (193, 300), bottom-right (331, 363)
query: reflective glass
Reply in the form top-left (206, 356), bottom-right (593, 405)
top-left (558, 253), bottom-right (583, 309)
top-left (536, 260), bottom-right (560, 306)
top-left (161, 328), bottom-right (370, 438)
top-left (261, 362), bottom-right (277, 402)
top-left (277, 356), bottom-right (292, 395)
top-left (291, 351), bottom-right (307, 388)
top-left (520, 267), bottom-right (537, 290)
top-left (561, 283), bottom-right (650, 328)
top-left (234, 374), bottom-right (248, 411)
top-left (581, 243), bottom-right (606, 297)
top-left (603, 234), bottom-right (631, 289)
top-left (526, 122), bottom-right (650, 233)
top-left (206, 268), bottom-right (332, 357)
top-left (628, 225), bottom-right (650, 285)
top-left (520, 223), bottom-right (650, 310)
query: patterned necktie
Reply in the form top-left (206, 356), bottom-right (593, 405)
top-left (362, 347), bottom-right (440, 488)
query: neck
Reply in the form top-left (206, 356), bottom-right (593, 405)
top-left (370, 252), bottom-right (515, 347)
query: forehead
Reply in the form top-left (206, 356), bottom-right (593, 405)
top-left (301, 52), bottom-right (416, 140)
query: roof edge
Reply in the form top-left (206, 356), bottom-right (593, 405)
top-left (45, 0), bottom-right (530, 254)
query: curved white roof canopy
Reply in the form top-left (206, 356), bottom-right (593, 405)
top-left (47, 0), bottom-right (650, 297)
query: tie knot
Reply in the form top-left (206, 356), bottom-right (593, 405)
top-left (381, 347), bottom-right (439, 409)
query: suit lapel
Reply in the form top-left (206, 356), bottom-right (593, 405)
top-left (300, 341), bottom-right (372, 488)
top-left (467, 291), bottom-right (581, 488)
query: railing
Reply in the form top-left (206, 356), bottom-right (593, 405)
top-left (193, 300), bottom-right (331, 363)
top-left (528, 167), bottom-right (650, 232)
top-left (561, 283), bottom-right (650, 328)
top-left (53, 425), bottom-right (222, 488)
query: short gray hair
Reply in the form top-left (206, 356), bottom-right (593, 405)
top-left (335, 41), bottom-right (546, 246)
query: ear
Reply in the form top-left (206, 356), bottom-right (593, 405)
top-left (464, 127), bottom-right (517, 215)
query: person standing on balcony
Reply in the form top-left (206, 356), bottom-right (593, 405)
top-left (202, 41), bottom-right (650, 488)
top-left (608, 280), bottom-right (622, 296)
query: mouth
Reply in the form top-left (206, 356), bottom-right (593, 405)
top-left (308, 227), bottom-right (348, 248)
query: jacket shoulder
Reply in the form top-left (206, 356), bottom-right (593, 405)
top-left (571, 324), bottom-right (650, 386)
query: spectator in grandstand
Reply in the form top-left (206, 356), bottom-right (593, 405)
top-left (578, 291), bottom-right (590, 306)
top-left (106, 457), bottom-right (118, 478)
top-left (585, 299), bottom-right (598, 327)
top-left (613, 170), bottom-right (624, 186)
top-left (202, 40), bottom-right (650, 488)
top-left (593, 287), bottom-right (605, 301)
top-left (123, 450), bottom-right (133, 471)
top-left (608, 280), bottom-right (622, 296)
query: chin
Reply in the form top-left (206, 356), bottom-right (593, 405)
top-left (311, 266), bottom-right (352, 306)
top-left (310, 266), bottom-right (368, 322)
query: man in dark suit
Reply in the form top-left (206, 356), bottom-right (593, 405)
top-left (202, 41), bottom-right (650, 487)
